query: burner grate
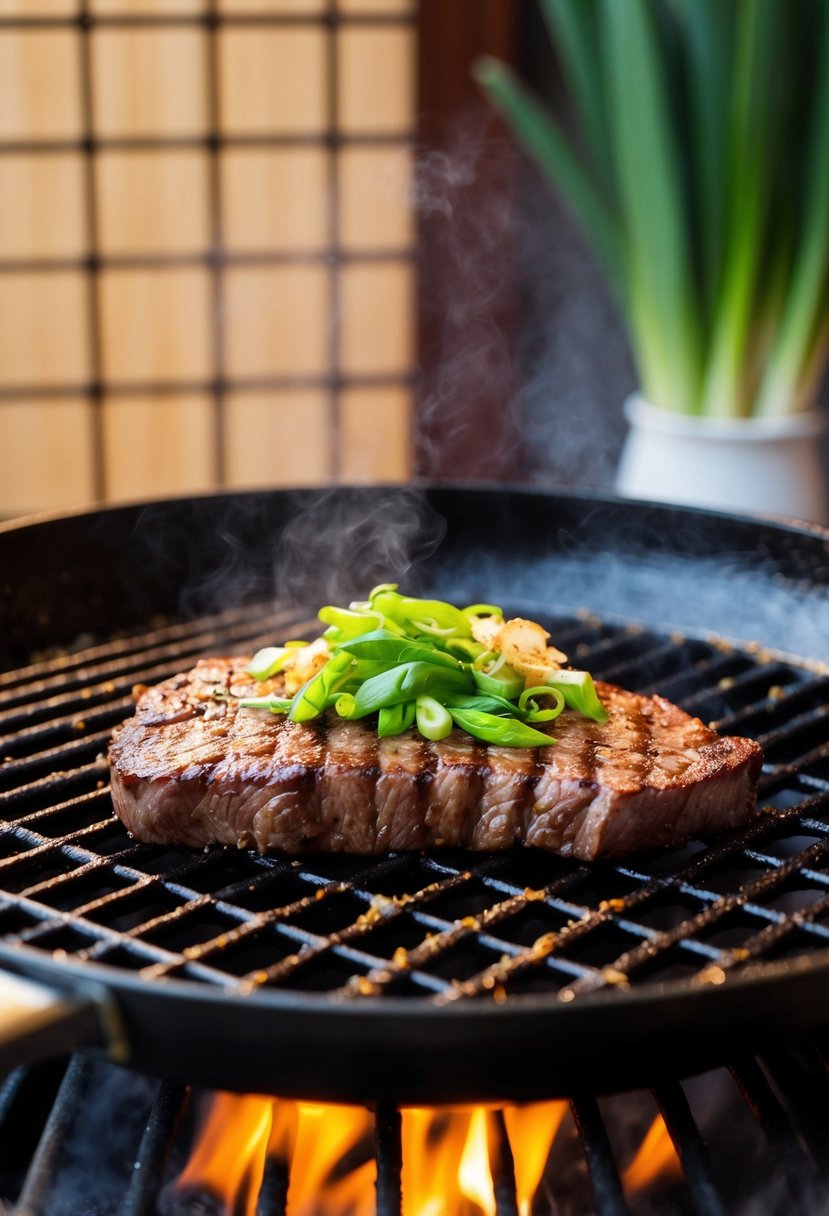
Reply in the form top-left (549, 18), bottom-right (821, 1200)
top-left (4, 1046), bottom-right (829, 1214)
top-left (1, 603), bottom-right (829, 1008)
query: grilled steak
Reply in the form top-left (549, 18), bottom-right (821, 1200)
top-left (109, 657), bottom-right (763, 861)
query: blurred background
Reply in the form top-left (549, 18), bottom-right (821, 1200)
top-left (1, 1), bottom-right (826, 523)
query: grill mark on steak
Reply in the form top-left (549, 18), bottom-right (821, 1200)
top-left (429, 731), bottom-right (486, 849)
top-left (379, 732), bottom-right (445, 852)
top-left (109, 657), bottom-right (764, 862)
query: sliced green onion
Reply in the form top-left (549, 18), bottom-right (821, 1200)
top-left (472, 650), bottom-right (499, 669)
top-left (546, 670), bottom-right (608, 722)
top-left (408, 620), bottom-right (458, 638)
top-left (378, 701), bottom-right (417, 737)
top-left (246, 646), bottom-right (295, 681)
top-left (336, 631), bottom-right (461, 669)
top-left (472, 662), bottom-right (524, 700)
top-left (289, 652), bottom-right (354, 723)
top-left (334, 692), bottom-right (358, 718)
top-left (447, 693), bottom-right (518, 716)
top-left (370, 590), bottom-right (472, 638)
top-left (346, 659), bottom-right (393, 683)
top-left (318, 605), bottom-right (383, 641)
top-left (463, 603), bottom-right (504, 618)
top-left (518, 685), bottom-right (566, 723)
top-left (235, 589), bottom-right (607, 749)
top-left (448, 708), bottom-right (555, 748)
top-left (236, 693), bottom-right (293, 714)
top-left (348, 662), bottom-right (471, 718)
top-left (415, 695), bottom-right (453, 741)
top-left (443, 637), bottom-right (487, 661)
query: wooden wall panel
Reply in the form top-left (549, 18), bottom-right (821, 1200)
top-left (224, 391), bottom-right (332, 487)
top-left (224, 266), bottom-right (330, 378)
top-left (340, 147), bottom-right (413, 250)
top-left (339, 0), bottom-right (414, 11)
top-left (339, 386), bottom-right (411, 481)
top-left (219, 0), bottom-right (325, 12)
top-left (338, 28), bottom-right (414, 133)
top-left (0, 273), bottom-right (88, 386)
top-left (219, 28), bottom-right (327, 135)
top-left (0, 401), bottom-right (94, 517)
top-left (99, 268), bottom-right (212, 381)
top-left (0, 155), bottom-right (85, 258)
top-left (102, 395), bottom-right (215, 499)
top-left (97, 151), bottom-right (210, 255)
top-left (340, 263), bottom-right (414, 375)
top-left (0, 7), bottom-right (419, 519)
top-left (92, 0), bottom-right (204, 12)
top-left (221, 149), bottom-right (328, 252)
top-left (0, 2), bottom-right (76, 13)
top-left (92, 29), bottom-right (207, 137)
top-left (0, 32), bottom-right (81, 139)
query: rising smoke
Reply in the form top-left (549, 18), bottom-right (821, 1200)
top-left (414, 105), bottom-right (635, 490)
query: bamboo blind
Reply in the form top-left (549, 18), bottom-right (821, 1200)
top-left (0, 0), bottom-right (416, 519)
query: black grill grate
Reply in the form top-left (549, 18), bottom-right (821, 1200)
top-left (1, 603), bottom-right (829, 1006)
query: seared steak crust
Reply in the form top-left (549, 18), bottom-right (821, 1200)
top-left (109, 658), bottom-right (763, 861)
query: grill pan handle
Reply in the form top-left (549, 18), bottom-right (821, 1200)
top-left (0, 970), bottom-right (123, 1076)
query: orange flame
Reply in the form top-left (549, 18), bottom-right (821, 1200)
top-left (175, 1093), bottom-right (677, 1214)
top-left (457, 1109), bottom-right (496, 1215)
top-left (175, 1092), bottom-right (272, 1216)
top-left (622, 1113), bottom-right (682, 1195)
top-left (502, 1101), bottom-right (568, 1216)
top-left (401, 1108), bottom-right (476, 1216)
top-left (282, 1102), bottom-right (375, 1216)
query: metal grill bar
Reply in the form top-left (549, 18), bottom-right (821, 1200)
top-left (0, 604), bottom-right (278, 692)
top-left (374, 1104), bottom-right (403, 1216)
top-left (569, 1093), bottom-right (630, 1216)
top-left (758, 1045), bottom-right (829, 1178)
top-left (2, 609), bottom-right (829, 1016)
top-left (12, 1055), bottom-right (93, 1216)
top-left (117, 1081), bottom-right (190, 1216)
top-left (489, 1111), bottom-right (519, 1216)
top-left (255, 1154), bottom-right (290, 1216)
top-left (729, 1056), bottom-right (821, 1213)
top-left (654, 1081), bottom-right (725, 1215)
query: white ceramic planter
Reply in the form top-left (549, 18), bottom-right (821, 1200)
top-left (616, 394), bottom-right (829, 525)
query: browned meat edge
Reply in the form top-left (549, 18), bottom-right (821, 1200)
top-left (109, 658), bottom-right (764, 861)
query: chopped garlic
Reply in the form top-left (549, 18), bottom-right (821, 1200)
top-left (470, 614), bottom-right (503, 649)
top-left (471, 614), bottom-right (568, 681)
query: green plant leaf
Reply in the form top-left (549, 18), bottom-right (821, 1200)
top-left (538, 0), bottom-right (615, 200)
top-left (754, 5), bottom-right (829, 416)
top-left (600, 0), bottom-right (701, 412)
top-left (473, 55), bottom-right (624, 294)
top-left (476, 0), bottom-right (829, 420)
top-left (700, 0), bottom-right (785, 416)
top-left (668, 0), bottom-right (734, 334)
